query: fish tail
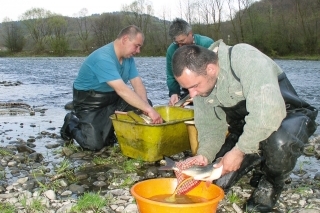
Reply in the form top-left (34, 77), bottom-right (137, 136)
top-left (158, 157), bottom-right (177, 171)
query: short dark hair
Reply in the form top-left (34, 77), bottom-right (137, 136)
top-left (168, 18), bottom-right (192, 40)
top-left (117, 25), bottom-right (144, 40)
top-left (172, 45), bottom-right (218, 77)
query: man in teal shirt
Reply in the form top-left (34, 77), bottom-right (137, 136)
top-left (61, 25), bottom-right (163, 151)
top-left (166, 18), bottom-right (213, 105)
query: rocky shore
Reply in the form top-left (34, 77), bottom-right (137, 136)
top-left (0, 108), bottom-right (320, 213)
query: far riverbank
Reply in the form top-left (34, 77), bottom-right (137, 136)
top-left (1, 50), bottom-right (320, 61)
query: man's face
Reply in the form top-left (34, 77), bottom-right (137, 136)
top-left (176, 65), bottom-right (218, 98)
top-left (124, 33), bottom-right (144, 58)
top-left (173, 32), bottom-right (193, 47)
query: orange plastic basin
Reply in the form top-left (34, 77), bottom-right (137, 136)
top-left (130, 178), bottom-right (224, 213)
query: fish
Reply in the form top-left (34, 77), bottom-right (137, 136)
top-left (133, 109), bottom-right (166, 124)
top-left (159, 157), bottom-right (223, 182)
top-left (174, 94), bottom-right (192, 107)
top-left (133, 110), bottom-right (153, 124)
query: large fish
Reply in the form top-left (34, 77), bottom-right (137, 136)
top-left (159, 157), bottom-right (223, 182)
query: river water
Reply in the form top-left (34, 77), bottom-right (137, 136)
top-left (0, 57), bottom-right (319, 180)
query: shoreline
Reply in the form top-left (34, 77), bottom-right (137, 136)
top-left (0, 107), bottom-right (320, 212)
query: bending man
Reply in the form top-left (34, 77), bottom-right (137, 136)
top-left (172, 40), bottom-right (318, 212)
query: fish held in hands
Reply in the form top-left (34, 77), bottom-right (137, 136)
top-left (159, 157), bottom-right (223, 182)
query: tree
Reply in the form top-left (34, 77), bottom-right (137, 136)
top-left (21, 8), bottom-right (53, 53)
top-left (48, 15), bottom-right (69, 56)
top-left (74, 8), bottom-right (91, 53)
top-left (91, 13), bottom-right (122, 48)
top-left (122, 0), bottom-right (153, 35)
top-left (1, 18), bottom-right (25, 52)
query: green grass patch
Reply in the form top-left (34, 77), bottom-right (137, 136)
top-left (71, 192), bottom-right (109, 212)
top-left (0, 202), bottom-right (16, 213)
top-left (92, 156), bottom-right (113, 165)
top-left (123, 158), bottom-right (142, 173)
top-left (0, 147), bottom-right (12, 156)
top-left (227, 191), bottom-right (241, 204)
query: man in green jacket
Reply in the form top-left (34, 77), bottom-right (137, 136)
top-left (166, 18), bottom-right (213, 105)
top-left (172, 40), bottom-right (318, 212)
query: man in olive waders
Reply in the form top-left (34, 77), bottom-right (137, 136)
top-left (171, 40), bottom-right (318, 212)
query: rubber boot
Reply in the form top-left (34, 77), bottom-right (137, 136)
top-left (244, 120), bottom-right (307, 212)
top-left (215, 153), bottom-right (262, 193)
top-left (60, 112), bottom-right (79, 140)
top-left (245, 176), bottom-right (284, 212)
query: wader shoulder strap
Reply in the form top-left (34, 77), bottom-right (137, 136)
top-left (228, 47), bottom-right (240, 82)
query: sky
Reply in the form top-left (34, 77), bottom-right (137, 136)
top-left (0, 0), bottom-right (182, 22)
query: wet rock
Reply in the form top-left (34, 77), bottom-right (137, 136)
top-left (69, 184), bottom-right (85, 194)
top-left (45, 143), bottom-right (60, 149)
top-left (22, 180), bottom-right (35, 191)
top-left (144, 166), bottom-right (158, 178)
top-left (44, 190), bottom-right (57, 200)
top-left (28, 153), bottom-right (44, 162)
top-left (17, 177), bottom-right (28, 184)
top-left (93, 181), bottom-right (107, 187)
top-left (314, 172), bottom-right (320, 180)
top-left (75, 172), bottom-right (88, 181)
top-left (60, 190), bottom-right (72, 197)
top-left (16, 144), bottom-right (36, 153)
top-left (70, 152), bottom-right (87, 159)
top-left (62, 147), bottom-right (75, 157)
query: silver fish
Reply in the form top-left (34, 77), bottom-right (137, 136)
top-left (159, 157), bottom-right (223, 181)
top-left (174, 94), bottom-right (192, 107)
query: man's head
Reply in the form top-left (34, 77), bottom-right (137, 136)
top-left (169, 18), bottom-right (194, 47)
top-left (117, 25), bottom-right (144, 58)
top-left (172, 45), bottom-right (219, 97)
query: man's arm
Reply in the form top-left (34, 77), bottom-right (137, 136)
top-left (130, 76), bottom-right (148, 103)
top-left (107, 79), bottom-right (163, 123)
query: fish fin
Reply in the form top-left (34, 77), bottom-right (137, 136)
top-left (158, 157), bottom-right (177, 171)
top-left (205, 181), bottom-right (211, 188)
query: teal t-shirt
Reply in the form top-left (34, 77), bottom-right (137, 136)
top-left (74, 42), bottom-right (139, 92)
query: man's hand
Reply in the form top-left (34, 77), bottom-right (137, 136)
top-left (189, 154), bottom-right (209, 166)
top-left (169, 94), bottom-right (179, 106)
top-left (214, 147), bottom-right (244, 175)
top-left (145, 107), bottom-right (163, 124)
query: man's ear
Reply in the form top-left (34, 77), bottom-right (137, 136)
top-left (206, 64), bottom-right (218, 76)
top-left (121, 35), bottom-right (129, 44)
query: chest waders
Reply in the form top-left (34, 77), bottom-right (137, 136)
top-left (61, 87), bottom-right (140, 151)
top-left (214, 47), bottom-right (318, 212)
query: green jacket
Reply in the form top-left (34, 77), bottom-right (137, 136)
top-left (194, 40), bottom-right (286, 162)
top-left (166, 34), bottom-right (214, 97)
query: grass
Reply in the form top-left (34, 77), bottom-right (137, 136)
top-left (227, 191), bottom-right (241, 204)
top-left (120, 176), bottom-right (136, 188)
top-left (55, 158), bottom-right (72, 174)
top-left (0, 203), bottom-right (16, 213)
top-left (20, 196), bottom-right (46, 212)
top-left (71, 192), bottom-right (110, 213)
top-left (293, 185), bottom-right (311, 196)
top-left (0, 147), bottom-right (12, 156)
top-left (122, 158), bottom-right (143, 173)
top-left (92, 156), bottom-right (114, 165)
top-left (0, 171), bottom-right (5, 180)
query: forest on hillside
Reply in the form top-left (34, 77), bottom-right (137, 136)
top-left (0, 0), bottom-right (319, 57)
